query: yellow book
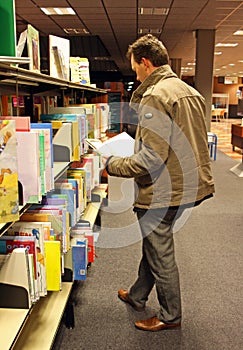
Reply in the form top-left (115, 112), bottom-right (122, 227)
top-left (44, 241), bottom-right (61, 291)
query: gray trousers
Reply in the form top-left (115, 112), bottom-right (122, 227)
top-left (129, 208), bottom-right (182, 324)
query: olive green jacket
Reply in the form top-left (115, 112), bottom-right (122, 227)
top-left (106, 64), bottom-right (215, 209)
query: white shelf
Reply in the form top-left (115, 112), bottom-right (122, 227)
top-left (12, 282), bottom-right (73, 350)
top-left (0, 308), bottom-right (29, 350)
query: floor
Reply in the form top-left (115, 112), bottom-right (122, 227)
top-left (210, 118), bottom-right (242, 161)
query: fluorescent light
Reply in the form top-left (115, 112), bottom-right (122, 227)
top-left (64, 28), bottom-right (90, 34)
top-left (40, 7), bottom-right (75, 15)
top-left (214, 51), bottom-right (222, 55)
top-left (40, 7), bottom-right (51, 15)
top-left (233, 30), bottom-right (243, 35)
top-left (54, 8), bottom-right (62, 15)
top-left (138, 28), bottom-right (161, 34)
top-left (139, 7), bottom-right (169, 15)
top-left (216, 43), bottom-right (238, 47)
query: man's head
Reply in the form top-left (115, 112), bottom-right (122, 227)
top-left (126, 34), bottom-right (169, 82)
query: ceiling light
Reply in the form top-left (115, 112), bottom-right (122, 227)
top-left (233, 30), bottom-right (243, 35)
top-left (216, 43), bottom-right (238, 47)
top-left (214, 51), bottom-right (222, 55)
top-left (139, 8), bottom-right (169, 15)
top-left (64, 28), bottom-right (90, 34)
top-left (40, 7), bottom-right (75, 15)
top-left (138, 28), bottom-right (161, 34)
top-left (229, 63), bottom-right (235, 66)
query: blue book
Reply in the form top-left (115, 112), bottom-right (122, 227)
top-left (71, 238), bottom-right (87, 281)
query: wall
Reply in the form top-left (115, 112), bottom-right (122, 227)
top-left (213, 77), bottom-right (242, 105)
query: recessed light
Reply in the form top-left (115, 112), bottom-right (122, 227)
top-left (139, 7), bottom-right (169, 15)
top-left (41, 7), bottom-right (75, 15)
top-left (138, 28), bottom-right (161, 34)
top-left (64, 28), bottom-right (90, 34)
top-left (216, 43), bottom-right (238, 47)
top-left (233, 30), bottom-right (243, 35)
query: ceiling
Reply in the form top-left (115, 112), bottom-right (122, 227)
top-left (15, 0), bottom-right (243, 82)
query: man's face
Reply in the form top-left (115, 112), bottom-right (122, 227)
top-left (131, 54), bottom-right (148, 83)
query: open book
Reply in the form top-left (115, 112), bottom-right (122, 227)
top-left (85, 132), bottom-right (135, 157)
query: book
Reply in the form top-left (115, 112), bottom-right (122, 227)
top-left (0, 236), bottom-right (39, 301)
top-left (8, 221), bottom-right (48, 297)
top-left (71, 237), bottom-right (88, 281)
top-left (71, 226), bottom-right (95, 263)
top-left (49, 35), bottom-right (70, 81)
top-left (0, 120), bottom-right (19, 223)
top-left (16, 131), bottom-right (42, 204)
top-left (0, 116), bottom-right (30, 132)
top-left (85, 131), bottom-right (135, 157)
top-left (27, 24), bottom-right (40, 72)
top-left (44, 240), bottom-right (61, 291)
top-left (31, 123), bottom-right (54, 191)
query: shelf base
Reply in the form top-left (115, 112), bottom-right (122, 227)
top-left (12, 282), bottom-right (73, 350)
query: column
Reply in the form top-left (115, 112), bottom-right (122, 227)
top-left (170, 58), bottom-right (182, 78)
top-left (194, 29), bottom-right (215, 131)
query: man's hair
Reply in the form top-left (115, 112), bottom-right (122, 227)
top-left (126, 34), bottom-right (169, 67)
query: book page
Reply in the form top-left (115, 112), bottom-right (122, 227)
top-left (85, 132), bottom-right (134, 157)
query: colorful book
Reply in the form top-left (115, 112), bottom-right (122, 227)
top-left (0, 236), bottom-right (39, 301)
top-left (27, 24), bottom-right (40, 72)
top-left (16, 131), bottom-right (41, 204)
top-left (8, 221), bottom-right (47, 297)
top-left (0, 120), bottom-right (19, 223)
top-left (71, 237), bottom-right (88, 281)
top-left (0, 116), bottom-right (30, 132)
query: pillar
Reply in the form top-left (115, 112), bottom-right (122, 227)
top-left (170, 58), bottom-right (182, 78)
top-left (194, 29), bottom-right (215, 131)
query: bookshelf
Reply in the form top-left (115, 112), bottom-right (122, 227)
top-left (0, 63), bottom-right (107, 349)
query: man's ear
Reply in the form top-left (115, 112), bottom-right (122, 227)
top-left (142, 57), bottom-right (151, 68)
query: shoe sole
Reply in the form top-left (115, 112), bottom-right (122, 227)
top-left (135, 322), bottom-right (181, 331)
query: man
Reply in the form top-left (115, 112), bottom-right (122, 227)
top-left (105, 34), bottom-right (214, 331)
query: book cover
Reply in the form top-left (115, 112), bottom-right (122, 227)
top-left (31, 129), bottom-right (46, 195)
top-left (16, 131), bottom-right (41, 204)
top-left (53, 185), bottom-right (77, 227)
top-left (44, 240), bottom-right (61, 291)
top-left (0, 116), bottom-right (30, 132)
top-left (31, 123), bottom-right (54, 191)
top-left (0, 236), bottom-right (39, 301)
top-left (8, 221), bottom-right (47, 297)
top-left (27, 24), bottom-right (40, 72)
top-left (49, 35), bottom-right (70, 81)
top-left (71, 238), bottom-right (88, 281)
top-left (71, 227), bottom-right (95, 263)
top-left (0, 120), bottom-right (19, 223)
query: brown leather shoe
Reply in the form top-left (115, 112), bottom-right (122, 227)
top-left (118, 289), bottom-right (145, 312)
top-left (135, 316), bottom-right (181, 331)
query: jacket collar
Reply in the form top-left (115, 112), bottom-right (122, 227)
top-left (130, 64), bottom-right (177, 111)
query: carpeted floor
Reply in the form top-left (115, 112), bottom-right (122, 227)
top-left (52, 151), bottom-right (243, 350)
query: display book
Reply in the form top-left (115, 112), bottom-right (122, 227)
top-left (0, 107), bottom-right (108, 310)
